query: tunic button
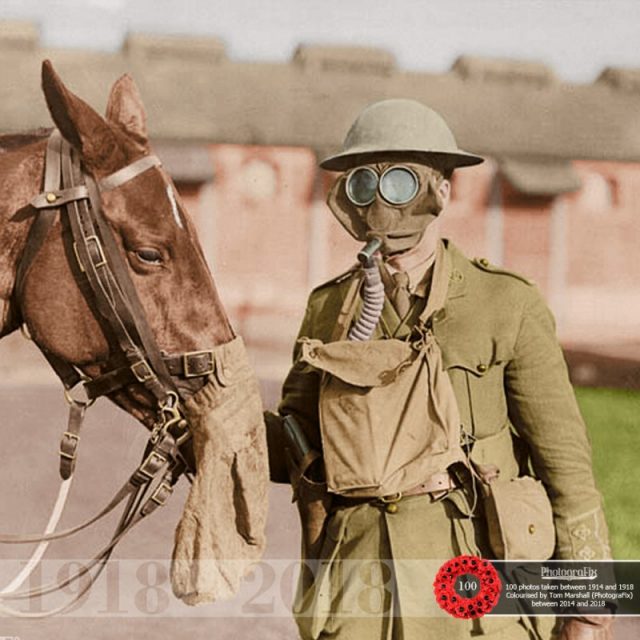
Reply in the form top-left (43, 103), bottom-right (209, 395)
top-left (479, 258), bottom-right (489, 267)
top-left (528, 524), bottom-right (536, 535)
top-left (477, 363), bottom-right (488, 373)
top-left (386, 503), bottom-right (399, 514)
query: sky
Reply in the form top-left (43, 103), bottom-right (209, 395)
top-left (1, 0), bottom-right (639, 84)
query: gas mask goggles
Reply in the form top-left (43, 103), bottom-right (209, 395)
top-left (327, 162), bottom-right (447, 255)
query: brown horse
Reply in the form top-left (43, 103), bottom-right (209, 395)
top-left (0, 61), bottom-right (268, 608)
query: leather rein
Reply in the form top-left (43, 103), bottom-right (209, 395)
top-left (0, 130), bottom-right (218, 616)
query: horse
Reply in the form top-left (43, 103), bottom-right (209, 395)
top-left (0, 60), bottom-right (268, 613)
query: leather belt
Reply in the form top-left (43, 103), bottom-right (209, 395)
top-left (404, 470), bottom-right (458, 497)
top-left (332, 470), bottom-right (458, 510)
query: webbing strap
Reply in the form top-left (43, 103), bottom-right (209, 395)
top-left (0, 432), bottom-right (176, 545)
top-left (30, 185), bottom-right (89, 209)
top-left (331, 269), bottom-right (365, 342)
top-left (0, 477), bottom-right (73, 596)
top-left (81, 165), bottom-right (177, 398)
top-left (15, 131), bottom-right (62, 303)
top-left (15, 132), bottom-right (82, 390)
top-left (417, 240), bottom-right (451, 325)
top-left (0, 456), bottom-right (183, 617)
top-left (58, 403), bottom-right (84, 479)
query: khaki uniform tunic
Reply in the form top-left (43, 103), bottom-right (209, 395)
top-left (278, 239), bottom-right (609, 640)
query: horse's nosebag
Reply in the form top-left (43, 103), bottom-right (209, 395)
top-left (171, 336), bottom-right (269, 605)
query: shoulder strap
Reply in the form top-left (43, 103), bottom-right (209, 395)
top-left (330, 270), bottom-right (364, 342)
top-left (417, 240), bottom-right (451, 325)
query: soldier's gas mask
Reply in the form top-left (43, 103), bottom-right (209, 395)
top-left (327, 162), bottom-right (448, 256)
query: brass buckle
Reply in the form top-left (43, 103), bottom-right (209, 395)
top-left (59, 432), bottom-right (80, 460)
top-left (137, 451), bottom-right (167, 482)
top-left (377, 492), bottom-right (403, 505)
top-left (131, 360), bottom-right (154, 383)
top-left (150, 481), bottom-right (173, 507)
top-left (73, 235), bottom-right (107, 273)
top-left (183, 350), bottom-right (214, 378)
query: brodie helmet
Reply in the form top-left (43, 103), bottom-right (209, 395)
top-left (320, 99), bottom-right (483, 172)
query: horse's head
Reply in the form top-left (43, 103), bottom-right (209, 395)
top-left (9, 61), bottom-right (267, 607)
top-left (20, 61), bottom-right (234, 424)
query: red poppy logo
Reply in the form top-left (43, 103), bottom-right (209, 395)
top-left (433, 555), bottom-right (501, 619)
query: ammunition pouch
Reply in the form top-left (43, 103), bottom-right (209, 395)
top-left (481, 473), bottom-right (555, 560)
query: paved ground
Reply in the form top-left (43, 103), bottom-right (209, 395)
top-left (0, 384), bottom-right (299, 639)
top-left (0, 386), bottom-right (637, 639)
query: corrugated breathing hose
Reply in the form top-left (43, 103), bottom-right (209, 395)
top-left (348, 238), bottom-right (385, 341)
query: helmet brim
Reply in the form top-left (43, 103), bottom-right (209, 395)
top-left (319, 148), bottom-right (484, 172)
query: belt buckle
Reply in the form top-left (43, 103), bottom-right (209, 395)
top-left (131, 359), bottom-right (154, 383)
top-left (377, 492), bottom-right (403, 504)
top-left (59, 431), bottom-right (80, 460)
top-left (183, 350), bottom-right (214, 378)
top-left (135, 450), bottom-right (167, 483)
top-left (73, 235), bottom-right (107, 273)
top-left (376, 492), bottom-right (402, 506)
top-left (376, 492), bottom-right (403, 514)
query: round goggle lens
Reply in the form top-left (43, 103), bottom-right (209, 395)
top-left (379, 167), bottom-right (419, 205)
top-left (346, 167), bottom-right (378, 206)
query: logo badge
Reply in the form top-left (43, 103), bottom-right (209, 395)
top-left (433, 555), bottom-right (501, 619)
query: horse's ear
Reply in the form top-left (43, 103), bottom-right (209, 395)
top-left (41, 59), bottom-right (123, 170)
top-left (105, 74), bottom-right (149, 147)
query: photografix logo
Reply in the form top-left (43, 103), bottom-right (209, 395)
top-left (540, 566), bottom-right (598, 581)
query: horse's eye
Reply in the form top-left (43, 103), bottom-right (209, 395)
top-left (135, 248), bottom-right (163, 265)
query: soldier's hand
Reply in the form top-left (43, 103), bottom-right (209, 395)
top-left (558, 615), bottom-right (613, 640)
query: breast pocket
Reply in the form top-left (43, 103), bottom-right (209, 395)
top-left (441, 343), bottom-right (511, 440)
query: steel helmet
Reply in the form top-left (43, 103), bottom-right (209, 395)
top-left (320, 98), bottom-right (483, 171)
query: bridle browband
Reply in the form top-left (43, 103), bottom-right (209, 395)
top-left (0, 129), bottom-right (221, 616)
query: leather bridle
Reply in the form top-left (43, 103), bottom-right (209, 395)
top-left (0, 130), bottom-right (221, 616)
top-left (18, 130), bottom-right (216, 410)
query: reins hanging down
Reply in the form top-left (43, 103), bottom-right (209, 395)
top-left (2, 129), bottom-right (222, 616)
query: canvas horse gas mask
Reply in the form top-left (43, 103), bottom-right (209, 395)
top-left (321, 98), bottom-right (483, 257)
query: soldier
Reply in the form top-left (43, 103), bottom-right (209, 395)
top-left (266, 99), bottom-right (611, 640)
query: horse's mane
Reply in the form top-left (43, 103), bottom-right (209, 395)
top-left (0, 128), bottom-right (51, 152)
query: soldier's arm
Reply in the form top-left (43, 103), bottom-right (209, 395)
top-left (265, 297), bottom-right (323, 483)
top-left (279, 298), bottom-right (324, 448)
top-left (504, 287), bottom-right (610, 560)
